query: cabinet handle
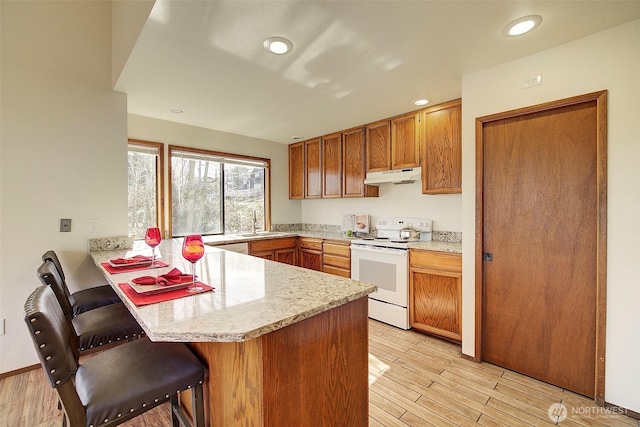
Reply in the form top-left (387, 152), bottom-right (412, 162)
top-left (483, 252), bottom-right (493, 261)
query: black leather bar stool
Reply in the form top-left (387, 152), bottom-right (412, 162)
top-left (24, 285), bottom-right (205, 427)
top-left (42, 250), bottom-right (121, 316)
top-left (37, 261), bottom-right (145, 360)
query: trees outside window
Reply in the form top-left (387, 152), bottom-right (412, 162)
top-left (169, 146), bottom-right (268, 237)
top-left (128, 142), bottom-right (163, 239)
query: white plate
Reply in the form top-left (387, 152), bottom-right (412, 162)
top-left (128, 280), bottom-right (192, 295)
top-left (108, 258), bottom-right (152, 268)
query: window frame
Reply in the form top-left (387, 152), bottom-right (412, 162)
top-left (168, 145), bottom-right (271, 237)
top-left (127, 139), bottom-right (165, 238)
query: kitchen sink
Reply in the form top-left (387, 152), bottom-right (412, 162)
top-left (236, 231), bottom-right (283, 238)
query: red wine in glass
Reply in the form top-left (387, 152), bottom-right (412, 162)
top-left (182, 235), bottom-right (205, 292)
top-left (144, 227), bottom-right (162, 266)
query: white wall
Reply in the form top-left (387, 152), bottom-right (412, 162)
top-left (301, 185), bottom-right (462, 232)
top-left (461, 20), bottom-right (640, 412)
top-left (0, 1), bottom-right (129, 373)
top-left (127, 114), bottom-right (301, 226)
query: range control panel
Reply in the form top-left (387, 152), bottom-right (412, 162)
top-left (376, 217), bottom-right (432, 232)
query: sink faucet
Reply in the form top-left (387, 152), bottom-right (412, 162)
top-left (251, 210), bottom-right (258, 234)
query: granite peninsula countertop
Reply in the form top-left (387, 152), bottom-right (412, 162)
top-left (90, 239), bottom-right (377, 343)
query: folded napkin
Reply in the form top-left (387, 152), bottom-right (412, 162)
top-left (110, 255), bottom-right (151, 265)
top-left (132, 268), bottom-right (194, 286)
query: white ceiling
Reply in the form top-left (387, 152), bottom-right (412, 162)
top-left (115, 1), bottom-right (640, 144)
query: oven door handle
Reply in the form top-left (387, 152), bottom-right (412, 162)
top-left (350, 245), bottom-right (408, 256)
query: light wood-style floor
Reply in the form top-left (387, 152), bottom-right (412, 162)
top-left (2, 320), bottom-right (636, 426)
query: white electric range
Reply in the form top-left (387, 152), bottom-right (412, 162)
top-left (350, 217), bottom-right (432, 329)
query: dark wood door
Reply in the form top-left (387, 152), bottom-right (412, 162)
top-left (482, 101), bottom-right (599, 397)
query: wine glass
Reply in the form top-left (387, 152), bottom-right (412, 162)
top-left (182, 235), bottom-right (205, 292)
top-left (144, 227), bottom-right (162, 266)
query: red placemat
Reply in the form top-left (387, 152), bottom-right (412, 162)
top-left (101, 261), bottom-right (169, 274)
top-left (118, 282), bottom-right (214, 306)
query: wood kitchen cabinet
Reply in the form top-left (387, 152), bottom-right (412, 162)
top-left (422, 99), bottom-right (462, 194)
top-left (391, 111), bottom-right (421, 170)
top-left (322, 240), bottom-right (351, 278)
top-left (249, 238), bottom-right (297, 266)
top-left (304, 138), bottom-right (322, 199)
top-left (298, 237), bottom-right (323, 271)
top-left (409, 249), bottom-right (462, 342)
top-left (343, 127), bottom-right (379, 198)
top-left (365, 112), bottom-right (420, 172)
top-left (288, 141), bottom-right (304, 199)
top-left (365, 120), bottom-right (391, 172)
top-left (321, 132), bottom-right (342, 198)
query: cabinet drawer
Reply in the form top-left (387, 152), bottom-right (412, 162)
top-left (299, 237), bottom-right (323, 251)
top-left (322, 241), bottom-right (350, 257)
top-left (322, 253), bottom-right (350, 270)
top-left (323, 265), bottom-right (351, 278)
top-left (249, 237), bottom-right (297, 253)
top-left (410, 249), bottom-right (461, 271)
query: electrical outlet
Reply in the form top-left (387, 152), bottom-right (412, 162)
top-left (60, 218), bottom-right (71, 232)
top-left (89, 218), bottom-right (100, 233)
top-left (522, 74), bottom-right (542, 89)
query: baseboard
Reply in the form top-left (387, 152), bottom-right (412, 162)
top-left (604, 401), bottom-right (640, 420)
top-left (0, 363), bottom-right (39, 380)
top-left (460, 352), bottom-right (480, 363)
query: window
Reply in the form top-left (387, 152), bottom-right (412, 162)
top-left (127, 141), bottom-right (164, 239)
top-left (169, 146), bottom-right (269, 237)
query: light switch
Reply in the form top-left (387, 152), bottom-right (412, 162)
top-left (60, 218), bottom-right (72, 232)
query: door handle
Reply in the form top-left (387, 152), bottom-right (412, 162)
top-left (483, 252), bottom-right (493, 261)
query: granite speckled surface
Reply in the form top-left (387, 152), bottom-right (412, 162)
top-left (432, 231), bottom-right (462, 243)
top-left (90, 239), bottom-right (376, 343)
top-left (408, 240), bottom-right (462, 254)
top-left (89, 236), bottom-right (134, 252)
top-left (204, 227), bottom-right (461, 251)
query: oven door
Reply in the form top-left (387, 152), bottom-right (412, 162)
top-left (350, 244), bottom-right (408, 307)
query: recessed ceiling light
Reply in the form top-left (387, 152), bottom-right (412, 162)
top-left (414, 99), bottom-right (429, 106)
top-left (168, 107), bottom-right (184, 114)
top-left (292, 136), bottom-right (302, 140)
top-left (503, 15), bottom-right (542, 37)
top-left (263, 36), bottom-right (293, 55)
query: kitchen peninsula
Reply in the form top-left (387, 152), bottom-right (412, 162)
top-left (90, 239), bottom-right (377, 426)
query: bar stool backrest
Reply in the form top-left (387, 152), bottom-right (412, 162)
top-left (41, 250), bottom-right (71, 299)
top-left (24, 286), bottom-right (78, 388)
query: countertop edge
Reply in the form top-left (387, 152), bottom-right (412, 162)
top-left (205, 231), bottom-right (462, 253)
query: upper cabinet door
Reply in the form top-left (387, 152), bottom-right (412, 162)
top-left (342, 127), bottom-right (378, 198)
top-left (365, 120), bottom-right (391, 172)
top-left (391, 112), bottom-right (421, 170)
top-left (304, 138), bottom-right (322, 199)
top-left (321, 132), bottom-right (342, 198)
top-left (422, 99), bottom-right (462, 194)
top-left (288, 142), bottom-right (304, 199)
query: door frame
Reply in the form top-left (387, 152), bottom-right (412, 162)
top-left (474, 91), bottom-right (608, 403)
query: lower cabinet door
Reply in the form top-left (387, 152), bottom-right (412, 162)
top-left (275, 248), bottom-right (297, 266)
top-left (300, 249), bottom-right (322, 271)
top-left (409, 267), bottom-right (462, 342)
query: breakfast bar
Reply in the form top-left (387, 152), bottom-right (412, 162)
top-left (90, 239), bottom-right (376, 426)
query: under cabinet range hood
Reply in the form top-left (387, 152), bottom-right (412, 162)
top-left (363, 167), bottom-right (421, 185)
